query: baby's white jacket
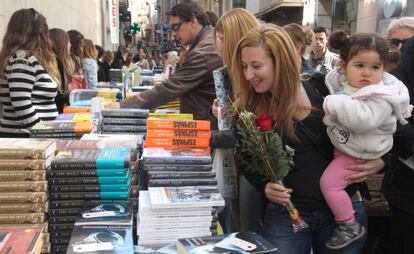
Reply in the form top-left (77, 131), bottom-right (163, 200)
top-left (323, 68), bottom-right (412, 159)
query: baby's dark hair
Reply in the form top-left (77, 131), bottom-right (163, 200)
top-left (336, 33), bottom-right (389, 65)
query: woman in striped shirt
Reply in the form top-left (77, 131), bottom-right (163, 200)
top-left (0, 8), bottom-right (60, 137)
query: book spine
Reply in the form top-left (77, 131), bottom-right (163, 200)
top-left (0, 181), bottom-right (47, 192)
top-left (50, 191), bottom-right (129, 200)
top-left (144, 137), bottom-right (210, 148)
top-left (48, 216), bottom-right (78, 224)
top-left (48, 223), bottom-right (74, 232)
top-left (101, 124), bottom-right (147, 132)
top-left (149, 113), bottom-right (193, 120)
top-left (49, 183), bottom-right (129, 192)
top-left (50, 238), bottom-right (70, 245)
top-left (142, 164), bottom-right (213, 171)
top-left (30, 132), bottom-right (84, 138)
top-left (0, 203), bottom-right (48, 213)
top-left (51, 161), bottom-right (97, 170)
top-left (0, 160), bottom-right (47, 171)
top-left (0, 149), bottom-right (45, 160)
top-left (102, 117), bottom-right (147, 125)
top-left (146, 119), bottom-right (211, 130)
top-left (142, 157), bottom-right (212, 165)
top-left (48, 208), bottom-right (82, 217)
top-left (0, 213), bottom-right (45, 224)
top-left (49, 200), bottom-right (85, 209)
top-left (0, 170), bottom-right (46, 181)
top-left (147, 171), bottom-right (215, 179)
top-left (146, 129), bottom-right (211, 138)
top-left (48, 168), bottom-right (127, 178)
top-left (101, 110), bottom-right (149, 118)
top-left (50, 231), bottom-right (72, 239)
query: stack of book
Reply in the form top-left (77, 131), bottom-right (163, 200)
top-left (137, 187), bottom-right (224, 245)
top-left (101, 108), bottom-right (149, 135)
top-left (65, 200), bottom-right (134, 254)
top-left (0, 138), bottom-right (56, 253)
top-left (48, 147), bottom-right (132, 253)
top-left (69, 88), bottom-right (119, 106)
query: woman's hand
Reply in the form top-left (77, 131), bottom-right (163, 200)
top-left (211, 99), bottom-right (227, 119)
top-left (264, 182), bottom-right (292, 206)
top-left (345, 158), bottom-right (385, 184)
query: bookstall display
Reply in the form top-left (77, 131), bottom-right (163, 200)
top-left (100, 109), bottom-right (149, 135)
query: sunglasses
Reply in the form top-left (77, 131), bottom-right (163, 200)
top-left (29, 8), bottom-right (40, 21)
top-left (389, 38), bottom-right (406, 47)
top-left (170, 21), bottom-right (186, 32)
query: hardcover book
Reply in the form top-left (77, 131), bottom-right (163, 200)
top-left (176, 231), bottom-right (278, 254)
top-left (29, 121), bottom-right (92, 134)
top-left (0, 213), bottom-right (45, 224)
top-left (67, 225), bottom-right (133, 254)
top-left (0, 139), bottom-right (56, 160)
top-left (51, 148), bottom-right (131, 170)
top-left (142, 164), bottom-right (213, 172)
top-left (144, 137), bottom-right (210, 149)
top-left (148, 186), bottom-right (224, 209)
top-left (146, 119), bottom-right (210, 130)
top-left (49, 200), bottom-right (85, 209)
top-left (142, 148), bottom-right (211, 165)
top-left (148, 178), bottom-right (217, 187)
top-left (0, 192), bottom-right (47, 204)
top-left (47, 168), bottom-right (128, 178)
top-left (102, 117), bottom-right (147, 125)
top-left (0, 158), bottom-right (51, 171)
top-left (146, 129), bottom-right (211, 138)
top-left (0, 203), bottom-right (48, 213)
top-left (49, 182), bottom-right (130, 192)
top-left (0, 170), bottom-right (46, 181)
top-left (48, 170), bottom-right (131, 185)
top-left (49, 191), bottom-right (129, 201)
top-left (0, 224), bottom-right (43, 254)
top-left (148, 113), bottom-right (193, 120)
top-left (0, 181), bottom-right (48, 192)
top-left (76, 200), bottom-right (132, 226)
top-left (101, 124), bottom-right (147, 133)
top-left (55, 112), bottom-right (99, 123)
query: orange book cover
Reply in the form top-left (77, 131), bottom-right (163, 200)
top-left (0, 225), bottom-right (43, 254)
top-left (146, 129), bottom-right (211, 138)
top-left (63, 106), bottom-right (91, 113)
top-left (146, 119), bottom-right (211, 130)
top-left (145, 137), bottom-right (210, 148)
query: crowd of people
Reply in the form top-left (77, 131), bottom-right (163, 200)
top-left (0, 2), bottom-right (414, 254)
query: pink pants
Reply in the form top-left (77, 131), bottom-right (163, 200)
top-left (320, 149), bottom-right (360, 222)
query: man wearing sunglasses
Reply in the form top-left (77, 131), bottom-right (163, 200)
top-left (383, 17), bottom-right (414, 254)
top-left (107, 1), bottom-right (222, 128)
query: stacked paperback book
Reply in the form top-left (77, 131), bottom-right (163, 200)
top-left (101, 108), bottom-right (149, 135)
top-left (66, 200), bottom-right (134, 254)
top-left (137, 187), bottom-right (224, 245)
top-left (0, 138), bottom-right (56, 253)
top-left (48, 145), bottom-right (133, 253)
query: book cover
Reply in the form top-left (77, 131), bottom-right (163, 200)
top-left (146, 119), bottom-right (210, 130)
top-left (142, 148), bottom-right (211, 165)
top-left (0, 181), bottom-right (47, 192)
top-left (49, 182), bottom-right (130, 192)
top-left (50, 191), bottom-right (129, 201)
top-left (144, 137), bottom-right (210, 149)
top-left (51, 148), bottom-right (131, 170)
top-left (101, 108), bottom-right (149, 118)
top-left (55, 112), bottom-right (99, 123)
top-left (0, 170), bottom-right (46, 181)
top-left (101, 124), bottom-right (147, 133)
top-left (30, 121), bottom-right (92, 134)
top-left (0, 192), bottom-right (47, 204)
top-left (148, 113), bottom-right (193, 120)
top-left (148, 186), bottom-right (224, 209)
top-left (76, 200), bottom-right (132, 226)
top-left (102, 117), bottom-right (147, 125)
top-left (0, 225), bottom-right (43, 254)
top-left (0, 158), bottom-right (51, 171)
top-left (0, 139), bottom-right (55, 160)
top-left (48, 170), bottom-right (131, 185)
top-left (176, 231), bottom-right (278, 254)
top-left (48, 168), bottom-right (128, 178)
top-left (146, 129), bottom-right (211, 138)
top-left (67, 225), bottom-right (133, 254)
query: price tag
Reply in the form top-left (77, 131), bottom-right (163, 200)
top-left (82, 211), bottom-right (116, 218)
top-left (216, 237), bottom-right (257, 251)
top-left (73, 242), bottom-right (113, 252)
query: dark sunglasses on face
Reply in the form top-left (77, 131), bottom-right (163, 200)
top-left (170, 21), bottom-right (186, 32)
top-left (389, 38), bottom-right (406, 47)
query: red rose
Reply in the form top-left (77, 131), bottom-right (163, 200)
top-left (255, 114), bottom-right (273, 132)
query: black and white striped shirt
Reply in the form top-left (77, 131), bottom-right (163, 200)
top-left (0, 50), bottom-right (58, 135)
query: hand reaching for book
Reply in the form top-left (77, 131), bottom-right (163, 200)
top-left (265, 182), bottom-right (293, 206)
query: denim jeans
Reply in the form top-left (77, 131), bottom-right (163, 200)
top-left (239, 174), bottom-right (263, 233)
top-left (263, 201), bottom-right (367, 254)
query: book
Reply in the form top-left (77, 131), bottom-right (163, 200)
top-left (102, 117), bottom-right (147, 125)
top-left (0, 213), bottom-right (45, 224)
top-left (0, 192), bottom-right (47, 204)
top-left (142, 164), bottom-right (213, 172)
top-left (30, 132), bottom-right (84, 139)
top-left (0, 181), bottom-right (47, 192)
top-left (148, 186), bottom-right (224, 209)
top-left (63, 106), bottom-right (91, 113)
top-left (49, 200), bottom-right (85, 209)
top-left (0, 203), bottom-right (48, 213)
top-left (101, 108), bottom-right (149, 118)
top-left (51, 148), bottom-right (131, 170)
top-left (148, 113), bottom-right (193, 120)
top-left (48, 171), bottom-right (131, 185)
top-left (0, 225), bottom-right (43, 254)
top-left (145, 137), bottom-right (210, 149)
top-left (49, 183), bottom-right (130, 192)
top-left (147, 171), bottom-right (216, 179)
top-left (76, 200), bottom-right (132, 226)
top-left (148, 178), bottom-right (217, 187)
top-left (67, 225), bottom-right (133, 254)
top-left (0, 157), bottom-right (51, 171)
top-left (0, 170), bottom-right (46, 181)
top-left (48, 168), bottom-right (128, 178)
top-left (48, 215), bottom-right (78, 224)
top-left (48, 208), bottom-right (82, 217)
top-left (147, 129), bottom-right (211, 138)
top-left (142, 148), bottom-right (211, 165)
top-left (29, 121), bottom-right (92, 133)
top-left (49, 191), bottom-right (129, 201)
top-left (146, 119), bottom-right (210, 130)
top-left (0, 139), bottom-right (56, 160)
top-left (176, 231), bottom-right (278, 254)
top-left (55, 112), bottom-right (99, 122)
top-left (48, 223), bottom-right (74, 232)
top-left (101, 124), bottom-right (147, 133)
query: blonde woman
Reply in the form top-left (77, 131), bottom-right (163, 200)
top-left (83, 39), bottom-right (98, 89)
top-left (0, 8), bottom-right (60, 137)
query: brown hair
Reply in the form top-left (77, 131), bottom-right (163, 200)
top-left (67, 29), bottom-right (84, 75)
top-left (283, 23), bottom-right (314, 56)
top-left (0, 9), bottom-right (60, 87)
top-left (231, 24), bottom-right (301, 139)
top-left (49, 28), bottom-right (73, 83)
top-left (83, 39), bottom-right (97, 59)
